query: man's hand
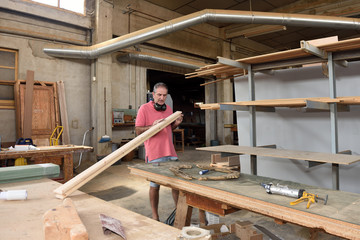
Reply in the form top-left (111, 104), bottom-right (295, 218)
top-left (172, 114), bottom-right (183, 129)
top-left (152, 119), bottom-right (164, 125)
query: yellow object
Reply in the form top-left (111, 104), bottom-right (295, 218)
top-left (290, 191), bottom-right (317, 209)
top-left (50, 126), bottom-right (64, 146)
top-left (15, 158), bottom-right (27, 166)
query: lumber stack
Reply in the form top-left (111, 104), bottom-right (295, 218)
top-left (186, 37), bottom-right (360, 84)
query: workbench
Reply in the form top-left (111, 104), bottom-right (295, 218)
top-left (129, 162), bottom-right (360, 239)
top-left (0, 178), bottom-right (180, 240)
top-left (0, 145), bottom-right (93, 182)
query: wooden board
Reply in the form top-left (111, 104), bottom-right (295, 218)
top-left (0, 178), bottom-right (180, 240)
top-left (53, 111), bottom-right (182, 199)
top-left (18, 81), bottom-right (57, 146)
top-left (199, 96), bottom-right (360, 110)
top-left (129, 163), bottom-right (360, 239)
top-left (57, 81), bottom-right (70, 145)
top-left (196, 145), bottom-right (360, 165)
top-left (23, 70), bottom-right (34, 138)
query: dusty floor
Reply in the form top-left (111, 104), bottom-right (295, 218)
top-left (78, 146), bottom-right (343, 240)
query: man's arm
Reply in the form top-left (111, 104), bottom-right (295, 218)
top-left (136, 119), bottom-right (164, 135)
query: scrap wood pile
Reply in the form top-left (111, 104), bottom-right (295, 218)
top-left (169, 164), bottom-right (240, 181)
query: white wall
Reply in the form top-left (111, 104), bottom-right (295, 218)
top-left (234, 61), bottom-right (360, 194)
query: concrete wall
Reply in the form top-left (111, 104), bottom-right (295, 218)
top-left (234, 61), bottom-right (360, 194)
top-left (0, 35), bottom-right (91, 147)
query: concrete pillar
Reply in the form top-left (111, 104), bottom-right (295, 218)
top-left (205, 83), bottom-right (216, 146)
top-left (91, 0), bottom-right (113, 157)
top-left (216, 40), bottom-right (234, 145)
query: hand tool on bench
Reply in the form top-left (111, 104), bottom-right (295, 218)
top-left (261, 183), bottom-right (328, 209)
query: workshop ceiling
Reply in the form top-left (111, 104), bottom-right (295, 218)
top-left (144, 0), bottom-right (360, 53)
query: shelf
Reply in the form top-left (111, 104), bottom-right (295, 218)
top-left (187, 37), bottom-right (360, 80)
top-left (199, 96), bottom-right (360, 110)
top-left (196, 145), bottom-right (360, 165)
top-left (112, 122), bottom-right (135, 128)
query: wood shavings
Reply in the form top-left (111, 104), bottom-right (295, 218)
top-left (169, 164), bottom-right (240, 181)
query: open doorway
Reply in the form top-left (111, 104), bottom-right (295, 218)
top-left (147, 69), bottom-right (206, 147)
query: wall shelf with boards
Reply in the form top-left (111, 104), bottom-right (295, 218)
top-left (192, 37), bottom-right (360, 190)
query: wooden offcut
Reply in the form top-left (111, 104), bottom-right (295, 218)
top-left (197, 145), bottom-right (360, 165)
top-left (53, 111), bottom-right (182, 199)
top-left (57, 81), bottom-right (70, 145)
top-left (43, 198), bottom-right (88, 240)
top-left (231, 221), bottom-right (263, 240)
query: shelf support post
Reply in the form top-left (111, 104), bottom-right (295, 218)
top-left (328, 52), bottom-right (339, 190)
top-left (248, 64), bottom-right (257, 175)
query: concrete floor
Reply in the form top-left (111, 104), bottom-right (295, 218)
top-left (78, 146), bottom-right (343, 240)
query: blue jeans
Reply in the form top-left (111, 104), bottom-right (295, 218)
top-left (148, 156), bottom-right (178, 187)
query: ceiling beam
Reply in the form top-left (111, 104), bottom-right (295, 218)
top-left (224, 0), bottom-right (360, 37)
top-left (226, 25), bottom-right (286, 39)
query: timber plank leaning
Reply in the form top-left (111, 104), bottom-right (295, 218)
top-left (196, 145), bottom-right (360, 165)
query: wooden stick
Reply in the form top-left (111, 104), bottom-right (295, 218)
top-left (53, 111), bottom-right (182, 199)
top-left (57, 81), bottom-right (71, 145)
top-left (23, 70), bottom-right (34, 138)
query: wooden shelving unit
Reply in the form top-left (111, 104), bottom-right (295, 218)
top-left (192, 37), bottom-right (360, 190)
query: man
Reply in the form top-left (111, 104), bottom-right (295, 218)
top-left (135, 82), bottom-right (183, 221)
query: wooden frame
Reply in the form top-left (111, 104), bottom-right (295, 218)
top-left (0, 48), bottom-right (18, 110)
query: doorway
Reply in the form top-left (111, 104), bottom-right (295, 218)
top-left (147, 69), bottom-right (206, 147)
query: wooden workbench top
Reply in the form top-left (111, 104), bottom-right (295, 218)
top-left (0, 178), bottom-right (180, 240)
top-left (129, 162), bottom-right (360, 239)
top-left (0, 145), bottom-right (93, 159)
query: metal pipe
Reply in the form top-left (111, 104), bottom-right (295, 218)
top-left (116, 52), bottom-right (203, 69)
top-left (43, 9), bottom-right (360, 59)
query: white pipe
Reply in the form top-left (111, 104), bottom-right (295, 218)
top-left (0, 190), bottom-right (27, 200)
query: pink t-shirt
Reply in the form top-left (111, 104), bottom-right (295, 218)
top-left (135, 101), bottom-right (177, 162)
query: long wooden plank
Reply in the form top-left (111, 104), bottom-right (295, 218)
top-left (129, 165), bottom-right (360, 239)
top-left (199, 96), bottom-right (360, 110)
top-left (53, 111), bottom-right (182, 199)
top-left (57, 81), bottom-right (70, 145)
top-left (23, 70), bottom-right (34, 138)
top-left (196, 145), bottom-right (360, 165)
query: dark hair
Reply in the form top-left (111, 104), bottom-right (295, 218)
top-left (153, 82), bottom-right (168, 93)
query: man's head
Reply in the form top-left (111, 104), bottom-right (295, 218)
top-left (152, 82), bottom-right (168, 106)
